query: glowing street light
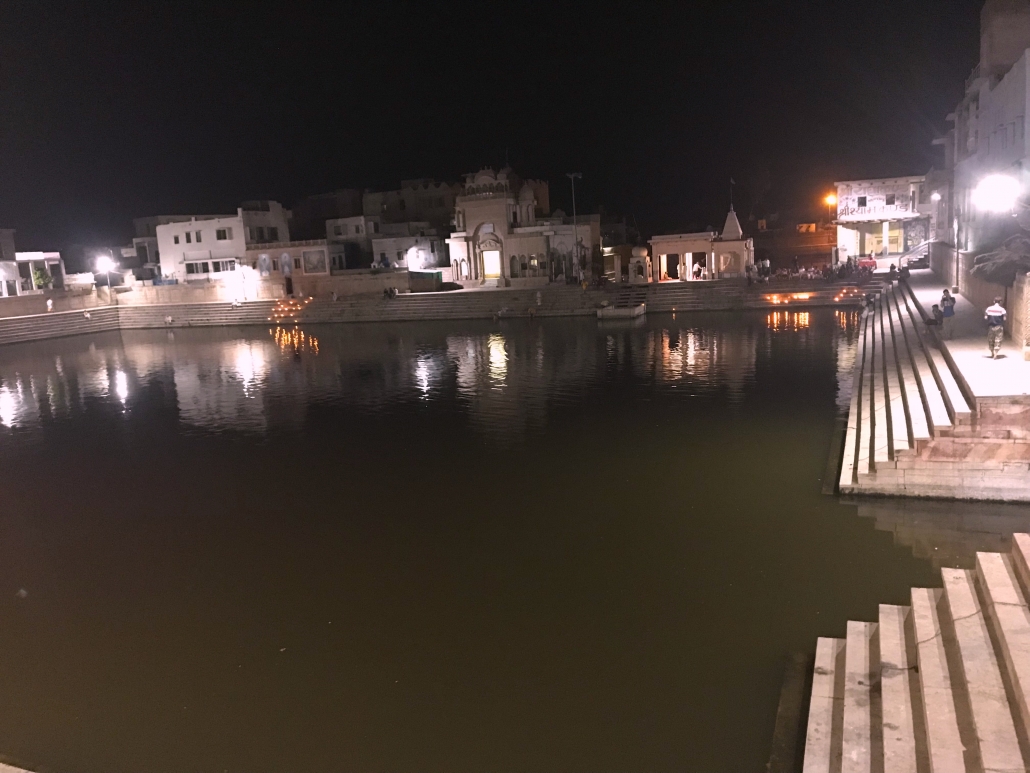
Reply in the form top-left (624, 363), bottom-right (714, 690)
top-left (825, 193), bottom-right (837, 222)
top-left (930, 191), bottom-right (942, 202)
top-left (95, 254), bottom-right (117, 305)
top-left (972, 174), bottom-right (1021, 213)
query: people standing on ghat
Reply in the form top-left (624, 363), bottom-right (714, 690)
top-left (745, 262), bottom-right (753, 286)
top-left (940, 289), bottom-right (956, 339)
top-left (985, 297), bottom-right (1007, 359)
top-left (932, 304), bottom-right (944, 328)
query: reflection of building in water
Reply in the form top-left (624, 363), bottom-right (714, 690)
top-left (851, 497), bottom-right (1030, 570)
top-left (167, 337), bottom-right (275, 432)
top-left (0, 337), bottom-right (139, 427)
top-left (611, 323), bottom-right (759, 401)
top-left (834, 310), bottom-right (861, 415)
top-left (446, 326), bottom-right (603, 439)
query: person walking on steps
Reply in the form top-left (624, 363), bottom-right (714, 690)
top-left (985, 296), bottom-right (1007, 359)
top-left (941, 289), bottom-right (956, 339)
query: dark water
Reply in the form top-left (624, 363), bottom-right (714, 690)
top-left (0, 310), bottom-right (1025, 772)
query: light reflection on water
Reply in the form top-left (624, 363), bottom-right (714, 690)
top-left (0, 314), bottom-right (840, 437)
top-left (1, 309), bottom-right (1014, 773)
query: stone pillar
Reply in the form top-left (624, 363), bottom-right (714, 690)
top-left (882, 221), bottom-right (890, 256)
top-left (1021, 272), bottom-right (1030, 360)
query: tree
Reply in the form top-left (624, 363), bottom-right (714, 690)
top-left (971, 234), bottom-right (1030, 286)
top-left (32, 267), bottom-right (53, 289)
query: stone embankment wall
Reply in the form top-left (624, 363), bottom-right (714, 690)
top-left (294, 268), bottom-right (410, 298)
top-left (0, 280), bottom-right (869, 348)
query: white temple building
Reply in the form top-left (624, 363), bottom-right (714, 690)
top-left (647, 208), bottom-right (754, 282)
top-left (446, 168), bottom-right (599, 288)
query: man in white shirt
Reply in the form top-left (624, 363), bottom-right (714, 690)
top-left (985, 297), bottom-right (1007, 359)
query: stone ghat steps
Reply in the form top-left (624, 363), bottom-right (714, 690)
top-left (640, 281), bottom-right (868, 313)
top-left (0, 302), bottom-right (286, 346)
top-left (839, 280), bottom-right (1004, 498)
top-left (0, 307), bottom-right (121, 346)
top-left (803, 532), bottom-right (1030, 773)
top-left (120, 301), bottom-right (279, 328)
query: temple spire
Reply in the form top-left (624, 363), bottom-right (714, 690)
top-left (721, 208), bottom-right (743, 240)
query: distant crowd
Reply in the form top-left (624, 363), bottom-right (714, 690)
top-left (745, 255), bottom-right (875, 286)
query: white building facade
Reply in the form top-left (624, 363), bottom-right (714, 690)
top-left (157, 201), bottom-right (290, 282)
top-left (833, 176), bottom-right (936, 260)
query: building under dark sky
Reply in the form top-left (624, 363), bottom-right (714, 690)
top-left (0, 1), bottom-right (981, 249)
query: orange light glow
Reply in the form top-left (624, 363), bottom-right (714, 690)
top-left (825, 194), bottom-right (837, 206)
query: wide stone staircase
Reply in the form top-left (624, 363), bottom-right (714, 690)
top-left (613, 284), bottom-right (649, 309)
top-left (0, 301), bottom-right (282, 346)
top-left (803, 533), bottom-right (1030, 773)
top-left (838, 280), bottom-right (1030, 501)
top-left (0, 307), bottom-right (121, 346)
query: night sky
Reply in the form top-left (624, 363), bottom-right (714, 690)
top-left (1, 1), bottom-right (980, 250)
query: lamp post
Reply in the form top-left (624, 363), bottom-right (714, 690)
top-left (96, 254), bottom-right (117, 305)
top-left (566, 172), bottom-right (581, 283)
top-left (825, 193), bottom-right (837, 223)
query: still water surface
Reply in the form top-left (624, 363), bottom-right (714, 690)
top-left (0, 310), bottom-right (1026, 772)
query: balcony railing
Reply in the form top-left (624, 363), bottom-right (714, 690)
top-left (966, 63), bottom-right (982, 92)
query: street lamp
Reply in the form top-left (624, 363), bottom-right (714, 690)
top-left (96, 254), bottom-right (116, 305)
top-left (825, 193), bottom-right (837, 223)
top-left (566, 172), bottom-right (582, 282)
top-left (973, 174), bottom-right (1021, 213)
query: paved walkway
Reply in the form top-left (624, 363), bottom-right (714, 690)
top-left (906, 269), bottom-right (1030, 398)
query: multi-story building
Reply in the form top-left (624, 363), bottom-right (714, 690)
top-left (941, 0), bottom-right (1030, 259)
top-left (446, 168), bottom-right (599, 287)
top-left (833, 176), bottom-right (938, 261)
top-left (0, 229), bottom-right (67, 297)
top-left (325, 215), bottom-right (382, 269)
top-left (156, 201), bottom-right (290, 282)
top-left (363, 179), bottom-right (462, 232)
